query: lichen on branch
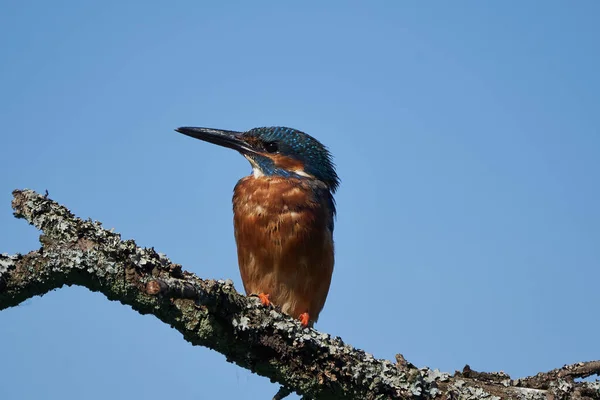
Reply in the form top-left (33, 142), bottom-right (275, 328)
top-left (1, 189), bottom-right (598, 400)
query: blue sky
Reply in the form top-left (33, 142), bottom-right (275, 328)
top-left (1, 1), bottom-right (599, 399)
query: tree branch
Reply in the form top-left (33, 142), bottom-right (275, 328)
top-left (514, 361), bottom-right (600, 390)
top-left (1, 189), bottom-right (598, 399)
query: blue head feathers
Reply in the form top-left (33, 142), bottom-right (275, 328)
top-left (243, 127), bottom-right (339, 192)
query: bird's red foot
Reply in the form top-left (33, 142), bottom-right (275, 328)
top-left (258, 293), bottom-right (270, 307)
top-left (299, 312), bottom-right (310, 327)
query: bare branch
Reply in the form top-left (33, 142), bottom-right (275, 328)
top-left (515, 361), bottom-right (600, 390)
top-left (1, 189), bottom-right (598, 400)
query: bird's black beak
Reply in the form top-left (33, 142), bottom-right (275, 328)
top-left (175, 127), bottom-right (255, 155)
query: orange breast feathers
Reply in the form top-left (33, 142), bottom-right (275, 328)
top-left (232, 175), bottom-right (335, 326)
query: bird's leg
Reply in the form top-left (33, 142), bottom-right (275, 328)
top-left (298, 312), bottom-right (310, 327)
top-left (258, 292), bottom-right (271, 306)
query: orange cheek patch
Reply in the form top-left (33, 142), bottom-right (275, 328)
top-left (270, 154), bottom-right (305, 171)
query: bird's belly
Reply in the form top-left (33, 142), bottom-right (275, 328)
top-left (235, 214), bottom-right (333, 323)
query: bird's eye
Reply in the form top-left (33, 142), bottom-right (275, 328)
top-left (264, 141), bottom-right (279, 153)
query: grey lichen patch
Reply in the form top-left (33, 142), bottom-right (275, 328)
top-left (217, 278), bottom-right (235, 288)
top-left (550, 378), bottom-right (574, 398)
top-left (0, 253), bottom-right (19, 275)
top-left (424, 368), bottom-right (450, 383)
top-left (232, 316), bottom-right (250, 331)
top-left (0, 253), bottom-right (20, 291)
top-left (513, 387), bottom-right (547, 399)
top-left (13, 190), bottom-right (78, 241)
top-left (447, 383), bottom-right (501, 400)
top-left (586, 381), bottom-right (600, 391)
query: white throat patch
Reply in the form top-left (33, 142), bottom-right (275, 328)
top-left (244, 155), bottom-right (265, 178)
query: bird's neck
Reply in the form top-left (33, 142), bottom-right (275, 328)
top-left (244, 154), bottom-right (313, 180)
top-left (250, 166), bottom-right (312, 180)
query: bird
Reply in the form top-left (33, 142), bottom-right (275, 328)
top-left (176, 126), bottom-right (339, 327)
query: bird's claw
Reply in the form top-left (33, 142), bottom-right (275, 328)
top-left (299, 312), bottom-right (310, 327)
top-left (258, 292), bottom-right (271, 307)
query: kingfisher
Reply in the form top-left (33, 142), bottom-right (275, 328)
top-left (176, 126), bottom-right (339, 327)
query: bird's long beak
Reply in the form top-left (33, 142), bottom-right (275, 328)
top-left (175, 127), bottom-right (255, 155)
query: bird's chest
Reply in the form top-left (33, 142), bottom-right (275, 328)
top-left (232, 177), bottom-right (330, 254)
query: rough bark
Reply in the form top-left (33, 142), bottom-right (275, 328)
top-left (1, 189), bottom-right (598, 400)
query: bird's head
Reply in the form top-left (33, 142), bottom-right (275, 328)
top-left (176, 126), bottom-right (339, 192)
